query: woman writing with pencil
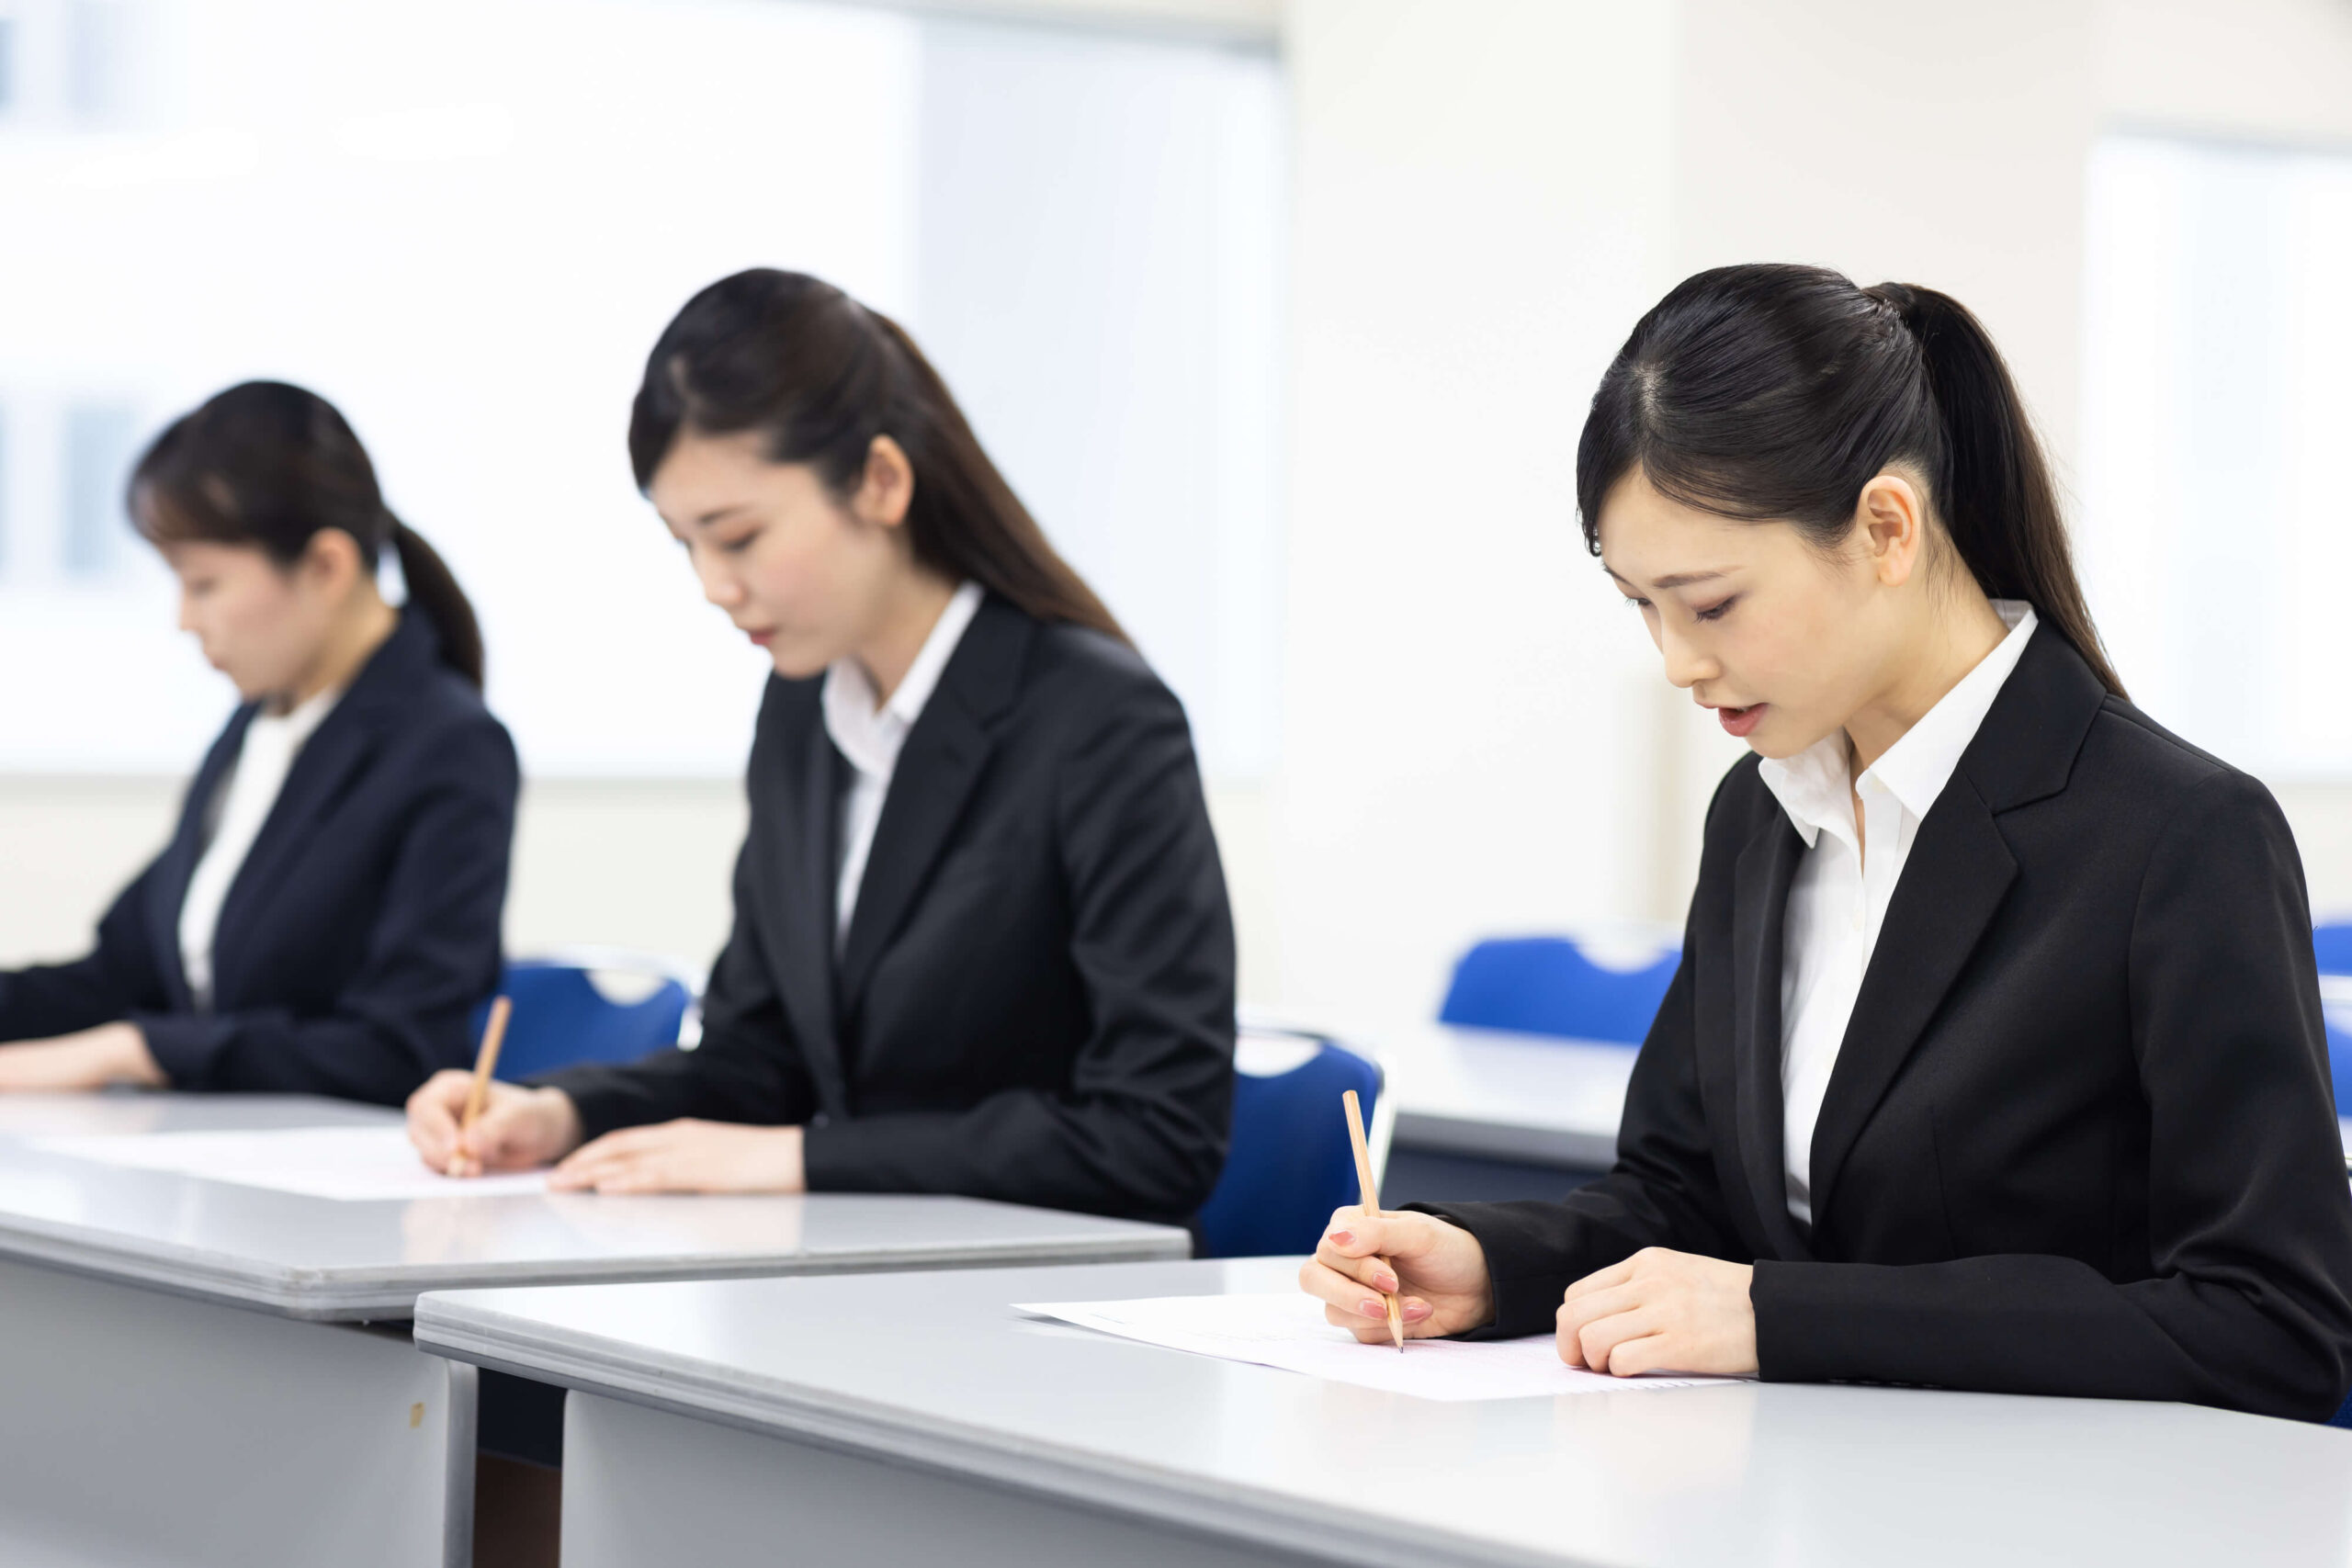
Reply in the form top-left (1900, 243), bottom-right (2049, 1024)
top-left (0, 381), bottom-right (517, 1105)
top-left (1302, 265), bottom-right (2352, 1419)
top-left (408, 268), bottom-right (1236, 1224)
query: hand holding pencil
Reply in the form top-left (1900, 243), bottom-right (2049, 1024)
top-left (1298, 1091), bottom-right (1499, 1344)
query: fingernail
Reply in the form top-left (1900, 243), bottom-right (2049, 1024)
top-left (1328, 1230), bottom-right (1354, 1247)
top-left (1359, 1298), bottom-right (1385, 1318)
top-left (1374, 1271), bottom-right (1398, 1292)
top-left (1403, 1300), bottom-right (1432, 1321)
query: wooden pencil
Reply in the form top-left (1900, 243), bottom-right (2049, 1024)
top-left (1341, 1088), bottom-right (1405, 1352)
top-left (450, 995), bottom-right (512, 1178)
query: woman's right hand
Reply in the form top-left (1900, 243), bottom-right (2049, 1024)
top-left (406, 1070), bottom-right (584, 1178)
top-left (1298, 1207), bottom-right (1496, 1341)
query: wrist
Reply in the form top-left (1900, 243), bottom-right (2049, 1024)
top-left (535, 1088), bottom-right (585, 1158)
top-left (107, 1022), bottom-right (166, 1087)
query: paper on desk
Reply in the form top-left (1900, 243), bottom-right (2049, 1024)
top-left (1016, 1292), bottom-right (1746, 1402)
top-left (30, 1126), bottom-right (549, 1201)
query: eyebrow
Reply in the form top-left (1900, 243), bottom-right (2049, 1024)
top-left (1601, 566), bottom-right (1731, 592)
top-left (690, 504), bottom-right (754, 528)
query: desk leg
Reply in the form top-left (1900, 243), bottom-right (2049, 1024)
top-left (0, 1256), bottom-right (474, 1568)
top-left (561, 1391), bottom-right (1317, 1568)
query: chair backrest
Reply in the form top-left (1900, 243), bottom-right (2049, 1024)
top-left (2317, 923), bottom-right (2352, 978)
top-left (1194, 1033), bottom-right (1385, 1260)
top-left (2319, 976), bottom-right (2352, 1121)
top-left (468, 958), bottom-right (694, 1082)
top-left (1439, 934), bottom-right (1679, 1044)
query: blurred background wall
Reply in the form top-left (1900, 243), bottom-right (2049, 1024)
top-left (4, 0), bottom-right (2350, 1044)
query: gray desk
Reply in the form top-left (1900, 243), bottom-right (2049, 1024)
top-left (415, 1256), bottom-right (2352, 1568)
top-left (0, 1093), bottom-right (1186, 1568)
top-left (1379, 1021), bottom-right (1632, 1168)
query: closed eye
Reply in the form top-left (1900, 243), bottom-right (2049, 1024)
top-left (1693, 596), bottom-right (1736, 623)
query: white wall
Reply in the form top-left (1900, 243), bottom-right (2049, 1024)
top-left (1265, 0), bottom-right (1679, 1037)
top-left (14, 0), bottom-right (2352, 1009)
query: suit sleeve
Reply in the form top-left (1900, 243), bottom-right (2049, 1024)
top-left (137, 719), bottom-right (520, 1106)
top-left (799, 678), bottom-right (1238, 1223)
top-left (1752, 770), bottom-right (2352, 1420)
top-left (0, 860), bottom-right (176, 1042)
top-left (1408, 816), bottom-right (1748, 1337)
top-left (535, 837), bottom-right (819, 1139)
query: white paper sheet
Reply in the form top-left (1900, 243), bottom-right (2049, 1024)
top-left (30, 1126), bottom-right (549, 1201)
top-left (1016, 1292), bottom-right (1747, 1402)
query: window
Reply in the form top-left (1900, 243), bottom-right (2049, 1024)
top-left (2079, 133), bottom-right (2352, 774)
top-left (0, 6), bottom-right (17, 117)
top-left (62, 403), bottom-right (137, 576)
top-left (0, 0), bottom-right (1285, 779)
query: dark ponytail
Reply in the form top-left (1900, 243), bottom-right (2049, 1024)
top-left (388, 521), bottom-right (485, 690)
top-left (1577, 264), bottom-right (2123, 697)
top-left (629, 268), bottom-right (1126, 644)
top-left (128, 380), bottom-right (486, 689)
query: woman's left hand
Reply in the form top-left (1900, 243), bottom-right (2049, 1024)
top-left (1556, 1247), bottom-right (1758, 1377)
top-left (547, 1119), bottom-right (806, 1194)
top-left (0, 1023), bottom-right (167, 1092)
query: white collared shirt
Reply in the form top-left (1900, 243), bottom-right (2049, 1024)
top-left (178, 684), bottom-right (342, 1010)
top-left (1759, 601), bottom-right (2038, 1224)
top-left (820, 581), bottom-right (986, 951)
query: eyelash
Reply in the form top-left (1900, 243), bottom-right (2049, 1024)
top-left (1621, 595), bottom-right (1735, 624)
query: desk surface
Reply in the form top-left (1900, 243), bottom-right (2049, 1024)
top-left (0, 1093), bottom-right (1188, 1321)
top-left (416, 1256), bottom-right (2352, 1568)
top-left (1377, 1022), bottom-right (1634, 1167)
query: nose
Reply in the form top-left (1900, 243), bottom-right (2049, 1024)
top-left (690, 547), bottom-right (743, 611)
top-left (1657, 621), bottom-right (1719, 693)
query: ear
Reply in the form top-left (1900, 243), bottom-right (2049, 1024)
top-left (1856, 473), bottom-right (1928, 588)
top-left (298, 527), bottom-right (367, 599)
top-left (849, 435), bottom-right (916, 530)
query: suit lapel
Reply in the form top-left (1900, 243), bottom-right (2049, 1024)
top-left (1800, 624), bottom-right (2108, 1226)
top-left (209, 711), bottom-right (379, 973)
top-left (149, 706), bottom-right (256, 1009)
top-left (202, 609), bottom-right (435, 1000)
top-left (1729, 808), bottom-right (1815, 1262)
top-left (768, 720), bottom-right (849, 1117)
top-left (1805, 783), bottom-right (2016, 1223)
top-left (835, 600), bottom-right (1030, 1015)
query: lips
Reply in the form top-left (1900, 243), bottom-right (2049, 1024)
top-left (1712, 703), bottom-right (1768, 739)
top-left (742, 628), bottom-right (775, 648)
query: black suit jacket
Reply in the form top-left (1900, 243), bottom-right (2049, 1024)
top-left (0, 609), bottom-right (518, 1106)
top-left (541, 597), bottom-right (1238, 1225)
top-left (1422, 626), bottom-right (2352, 1420)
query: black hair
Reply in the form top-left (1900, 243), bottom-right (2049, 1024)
top-left (129, 380), bottom-right (485, 689)
top-left (629, 268), bottom-right (1125, 643)
top-left (1577, 264), bottom-right (2122, 697)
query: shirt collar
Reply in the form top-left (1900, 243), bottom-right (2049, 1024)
top-left (822, 581), bottom-right (986, 780)
top-left (255, 682), bottom-right (343, 749)
top-left (1758, 601), bottom-right (2037, 846)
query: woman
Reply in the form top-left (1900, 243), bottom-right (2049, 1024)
top-left (409, 269), bottom-right (1235, 1224)
top-left (0, 381), bottom-right (517, 1106)
top-left (1304, 265), bottom-right (2352, 1419)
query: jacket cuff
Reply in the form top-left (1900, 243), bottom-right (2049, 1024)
top-left (1402, 1201), bottom-right (1569, 1340)
top-left (133, 1011), bottom-right (235, 1089)
top-left (526, 1065), bottom-right (639, 1144)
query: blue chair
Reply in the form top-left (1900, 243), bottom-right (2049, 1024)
top-left (1439, 933), bottom-right (1680, 1045)
top-left (2333, 1390), bottom-right (2352, 1429)
top-left (1195, 1029), bottom-right (1385, 1259)
top-left (467, 953), bottom-right (698, 1081)
top-left (2314, 923), bottom-right (2352, 977)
